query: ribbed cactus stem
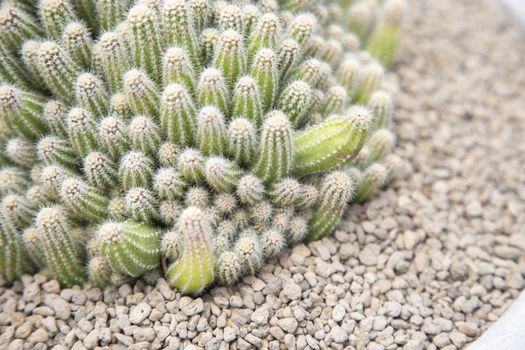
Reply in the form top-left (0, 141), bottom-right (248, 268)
top-left (119, 151), bottom-right (154, 190)
top-left (177, 148), bottom-right (205, 183)
top-left (162, 47), bottom-right (196, 95)
top-left (296, 185), bottom-right (318, 210)
top-left (241, 5), bottom-right (259, 36)
top-left (1, 214), bottom-right (33, 281)
top-left (127, 4), bottom-right (164, 80)
top-left (39, 0), bottom-right (78, 39)
top-left (83, 151), bottom-right (118, 189)
top-left (26, 185), bottom-right (53, 208)
top-left (235, 232), bottom-right (262, 275)
top-left (37, 136), bottom-right (79, 170)
top-left (287, 13), bottom-right (316, 47)
top-left (247, 13), bottom-right (280, 59)
top-left (200, 28), bottom-right (219, 66)
top-left (0, 39), bottom-right (33, 89)
top-left (227, 118), bottom-right (257, 166)
top-left (277, 39), bottom-right (300, 80)
top-left (22, 226), bottom-right (47, 268)
top-left (107, 193), bottom-right (127, 221)
top-left (278, 80), bottom-right (312, 128)
top-left (42, 100), bottom-right (68, 138)
top-left (159, 200), bottom-right (183, 226)
top-left (67, 107), bottom-right (98, 157)
top-left (62, 22), bottom-right (92, 68)
top-left (204, 157), bottom-right (242, 192)
top-left (0, 6), bottom-right (42, 49)
top-left (97, 116), bottom-right (130, 159)
top-left (251, 48), bottom-right (278, 112)
top-left (0, 85), bottom-right (47, 141)
top-left (249, 201), bottom-right (273, 226)
top-left (5, 137), bottom-right (36, 166)
top-left (97, 0), bottom-right (132, 31)
top-left (261, 229), bottom-right (286, 258)
top-left (184, 186), bottom-right (209, 208)
top-left (35, 206), bottom-right (87, 287)
top-left (307, 171), bottom-right (354, 241)
top-left (213, 233), bottom-right (230, 258)
top-left (98, 32), bottom-right (131, 94)
top-left (20, 40), bottom-right (44, 83)
top-left (197, 106), bottom-right (227, 156)
top-left (320, 39), bottom-right (344, 66)
top-left (232, 76), bottom-right (263, 125)
top-left (354, 63), bottom-right (384, 104)
top-left (161, 229), bottom-right (182, 261)
top-left (367, 129), bottom-right (396, 163)
top-left (154, 168), bottom-right (186, 200)
top-left (125, 187), bottom-right (158, 223)
top-left (158, 142), bottom-right (180, 167)
top-left (37, 41), bottom-right (80, 103)
top-left (288, 215), bottom-right (308, 243)
top-left (382, 153), bottom-right (402, 185)
top-left (336, 56), bottom-right (361, 96)
top-left (189, 0), bottom-right (209, 32)
top-left (109, 93), bottom-right (131, 118)
top-left (124, 69), bottom-right (160, 118)
top-left (197, 68), bottom-right (229, 117)
top-left (346, 2), bottom-right (374, 40)
top-left (294, 106), bottom-right (371, 176)
top-left (39, 165), bottom-right (73, 197)
top-left (253, 111), bottom-right (293, 183)
top-left (213, 193), bottom-right (237, 215)
top-left (369, 90), bottom-right (394, 130)
top-left (162, 0), bottom-right (201, 70)
top-left (75, 73), bottom-right (109, 117)
top-left (129, 116), bottom-right (162, 155)
top-left (59, 177), bottom-right (109, 221)
top-left (167, 207), bottom-right (215, 295)
top-left (0, 167), bottom-right (29, 195)
top-left (320, 85), bottom-right (347, 117)
top-left (218, 4), bottom-right (242, 32)
top-left (87, 256), bottom-right (112, 288)
top-left (98, 220), bottom-right (161, 277)
top-left (237, 174), bottom-right (265, 205)
top-left (161, 83), bottom-right (197, 146)
top-left (216, 251), bottom-right (241, 285)
top-left (1, 194), bottom-right (35, 228)
top-left (68, 0), bottom-right (98, 32)
top-left (353, 163), bottom-right (387, 202)
top-left (213, 29), bottom-right (246, 88)
top-left (367, 0), bottom-right (406, 67)
top-left (270, 178), bottom-right (300, 207)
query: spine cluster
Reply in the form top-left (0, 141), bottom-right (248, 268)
top-left (0, 0), bottom-right (405, 294)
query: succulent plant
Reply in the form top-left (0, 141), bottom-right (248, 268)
top-left (0, 0), bottom-right (405, 294)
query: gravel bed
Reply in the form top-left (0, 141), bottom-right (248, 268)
top-left (1, 1), bottom-right (525, 349)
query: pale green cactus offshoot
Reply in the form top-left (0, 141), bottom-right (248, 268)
top-left (166, 207), bottom-right (215, 295)
top-left (294, 106), bottom-right (371, 176)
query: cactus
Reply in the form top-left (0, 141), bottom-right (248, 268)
top-left (166, 207), bottom-right (215, 295)
top-left (307, 171), bottom-right (354, 241)
top-left (98, 220), bottom-right (161, 277)
top-left (367, 0), bottom-right (406, 67)
top-left (0, 0), bottom-right (404, 294)
top-left (35, 206), bottom-right (87, 287)
top-left (1, 214), bottom-right (34, 281)
top-left (294, 106), bottom-right (371, 176)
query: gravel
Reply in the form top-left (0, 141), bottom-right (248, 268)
top-left (1, 0), bottom-right (525, 349)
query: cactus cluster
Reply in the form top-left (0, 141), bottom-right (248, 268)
top-left (0, 0), bottom-right (405, 294)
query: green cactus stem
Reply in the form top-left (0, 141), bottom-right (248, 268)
top-left (98, 220), bottom-right (161, 277)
